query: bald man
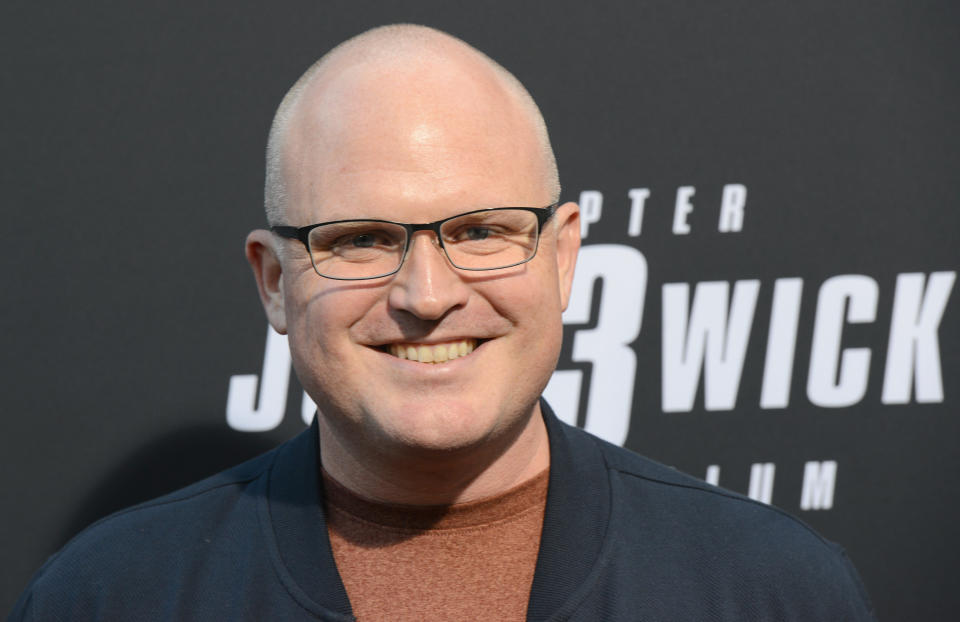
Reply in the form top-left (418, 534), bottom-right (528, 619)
top-left (10, 25), bottom-right (875, 621)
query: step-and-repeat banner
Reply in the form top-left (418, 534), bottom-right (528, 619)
top-left (4, 2), bottom-right (957, 619)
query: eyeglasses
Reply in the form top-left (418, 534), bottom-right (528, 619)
top-left (271, 204), bottom-right (559, 280)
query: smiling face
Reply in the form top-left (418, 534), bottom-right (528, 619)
top-left (248, 35), bottom-right (579, 489)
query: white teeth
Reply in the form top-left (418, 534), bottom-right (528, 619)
top-left (386, 339), bottom-right (479, 364)
top-left (418, 345), bottom-right (434, 363)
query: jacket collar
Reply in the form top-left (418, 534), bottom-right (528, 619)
top-left (265, 399), bottom-right (612, 620)
top-left (528, 399), bottom-right (611, 620)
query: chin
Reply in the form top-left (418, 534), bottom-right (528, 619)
top-left (371, 398), bottom-right (509, 454)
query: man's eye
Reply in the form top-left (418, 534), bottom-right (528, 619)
top-left (464, 226), bottom-right (492, 241)
top-left (350, 233), bottom-right (379, 247)
top-left (329, 230), bottom-right (395, 249)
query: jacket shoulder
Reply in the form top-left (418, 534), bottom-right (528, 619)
top-left (74, 441), bottom-right (276, 531)
top-left (593, 432), bottom-right (837, 548)
top-left (565, 425), bottom-right (876, 620)
top-left (590, 431), bottom-right (842, 550)
top-left (8, 445), bottom-right (283, 621)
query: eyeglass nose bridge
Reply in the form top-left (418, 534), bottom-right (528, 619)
top-left (397, 221), bottom-right (455, 272)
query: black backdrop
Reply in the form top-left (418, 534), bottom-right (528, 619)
top-left (3, 2), bottom-right (958, 619)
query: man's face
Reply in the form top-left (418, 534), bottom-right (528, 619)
top-left (259, 59), bottom-right (578, 459)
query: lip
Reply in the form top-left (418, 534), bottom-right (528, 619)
top-left (369, 337), bottom-right (487, 348)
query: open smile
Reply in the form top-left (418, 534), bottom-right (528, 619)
top-left (384, 339), bottom-right (479, 364)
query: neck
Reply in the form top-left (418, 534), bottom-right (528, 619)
top-left (318, 403), bottom-right (550, 505)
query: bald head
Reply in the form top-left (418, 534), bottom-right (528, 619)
top-left (264, 24), bottom-right (560, 225)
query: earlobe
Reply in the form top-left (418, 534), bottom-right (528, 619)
top-left (245, 230), bottom-right (288, 334)
top-left (553, 202), bottom-right (581, 311)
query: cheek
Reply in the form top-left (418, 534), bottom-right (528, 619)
top-left (494, 265), bottom-right (563, 321)
top-left (514, 269), bottom-right (565, 362)
top-left (478, 270), bottom-right (564, 360)
top-left (282, 278), bottom-right (378, 373)
top-left (285, 289), bottom-right (379, 411)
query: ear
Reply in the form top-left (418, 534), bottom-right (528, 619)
top-left (245, 229), bottom-right (288, 334)
top-left (552, 201), bottom-right (581, 311)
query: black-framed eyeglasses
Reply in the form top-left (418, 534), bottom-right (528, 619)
top-left (271, 203), bottom-right (559, 280)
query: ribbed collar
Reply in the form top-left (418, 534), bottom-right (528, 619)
top-left (322, 466), bottom-right (549, 531)
top-left (262, 399), bottom-right (612, 621)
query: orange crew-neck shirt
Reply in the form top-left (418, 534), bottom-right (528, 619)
top-left (323, 469), bottom-right (549, 621)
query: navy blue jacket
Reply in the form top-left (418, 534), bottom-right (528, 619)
top-left (10, 402), bottom-right (876, 620)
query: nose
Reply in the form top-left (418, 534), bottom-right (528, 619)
top-left (387, 232), bottom-right (470, 320)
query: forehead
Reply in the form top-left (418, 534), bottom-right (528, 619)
top-left (281, 55), bottom-right (550, 224)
